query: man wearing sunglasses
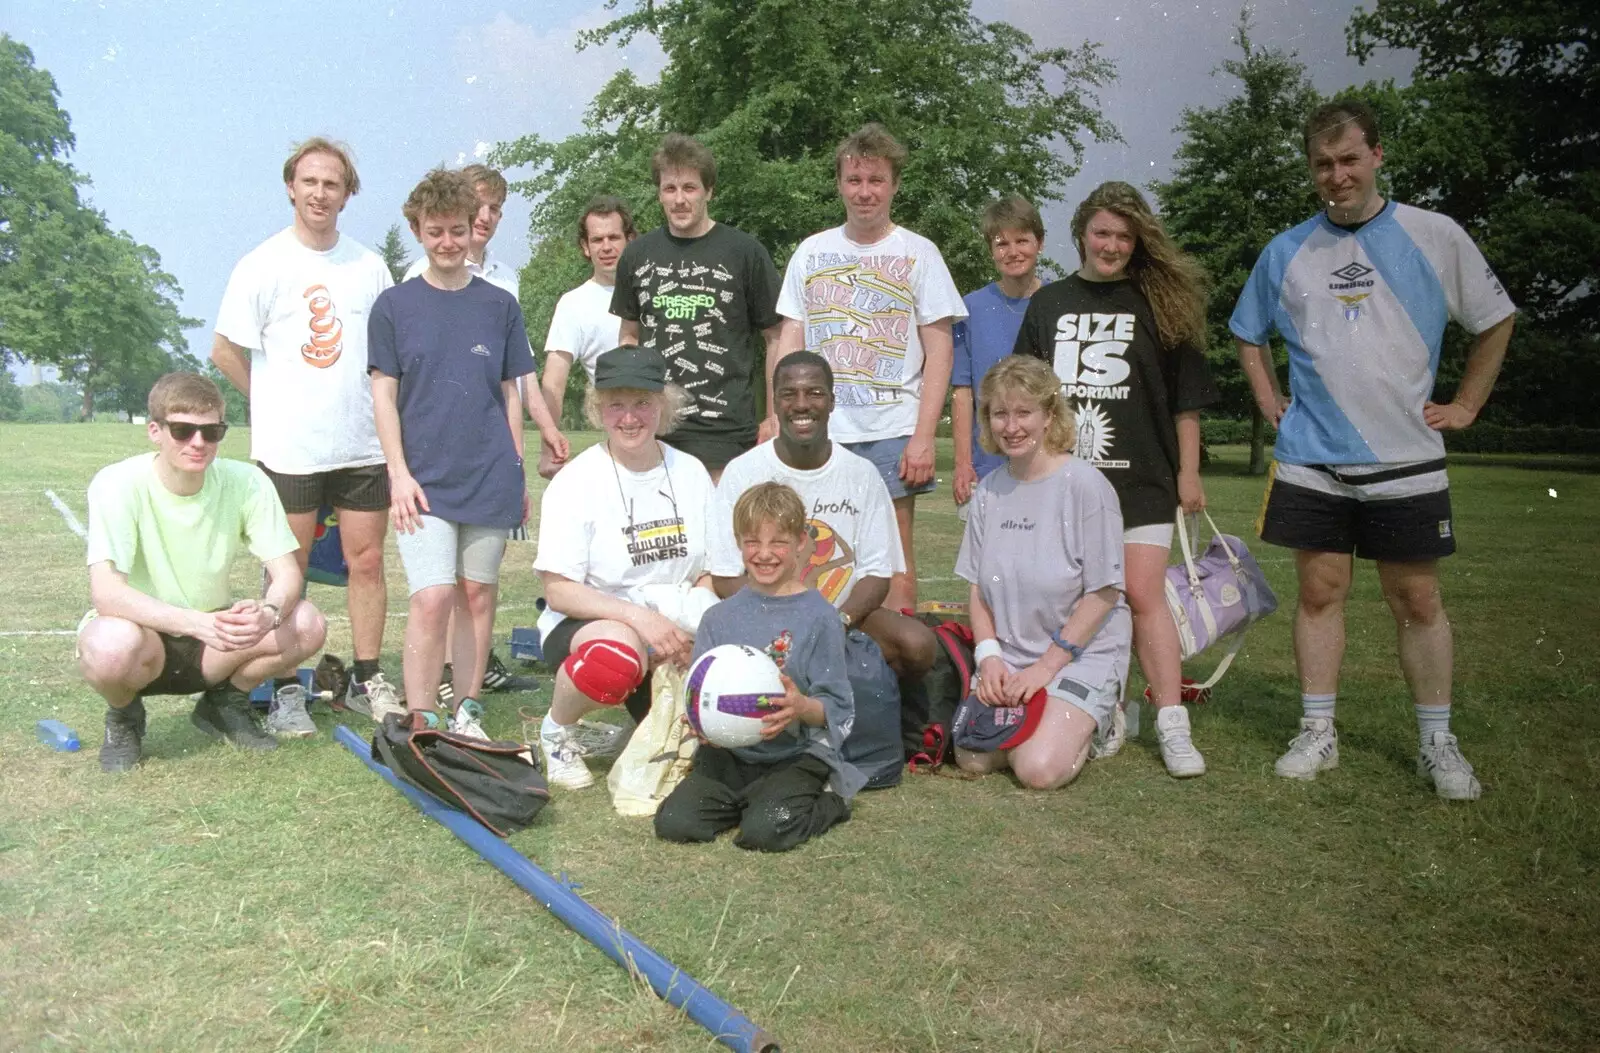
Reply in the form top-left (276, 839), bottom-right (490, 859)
top-left (78, 373), bottom-right (329, 772)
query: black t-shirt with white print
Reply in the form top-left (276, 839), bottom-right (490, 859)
top-left (611, 223), bottom-right (782, 461)
top-left (1013, 275), bottom-right (1219, 529)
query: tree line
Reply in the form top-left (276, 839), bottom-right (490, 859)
top-left (3, 2), bottom-right (1592, 445)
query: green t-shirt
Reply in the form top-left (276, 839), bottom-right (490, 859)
top-left (85, 454), bottom-right (299, 613)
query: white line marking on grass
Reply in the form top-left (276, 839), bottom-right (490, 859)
top-left (44, 490), bottom-right (87, 539)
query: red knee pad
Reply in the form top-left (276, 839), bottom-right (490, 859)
top-left (562, 639), bottom-right (644, 706)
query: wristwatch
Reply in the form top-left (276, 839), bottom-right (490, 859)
top-left (1048, 628), bottom-right (1084, 662)
top-left (261, 602), bottom-right (282, 628)
top-left (839, 610), bottom-right (854, 629)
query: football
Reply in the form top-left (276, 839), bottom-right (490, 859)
top-left (685, 644), bottom-right (785, 749)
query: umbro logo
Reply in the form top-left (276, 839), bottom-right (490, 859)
top-left (1330, 262), bottom-right (1374, 282)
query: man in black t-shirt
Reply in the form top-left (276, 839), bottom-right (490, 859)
top-left (1013, 278), bottom-right (1218, 530)
top-left (611, 134), bottom-right (783, 480)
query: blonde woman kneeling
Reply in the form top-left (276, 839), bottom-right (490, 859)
top-left (952, 356), bottom-right (1131, 789)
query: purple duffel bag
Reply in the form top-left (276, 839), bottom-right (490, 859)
top-left (1163, 512), bottom-right (1279, 689)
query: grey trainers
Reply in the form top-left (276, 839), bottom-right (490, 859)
top-left (100, 697), bottom-right (146, 773)
top-left (1418, 730), bottom-right (1482, 801)
top-left (1276, 717), bottom-right (1339, 780)
top-left (192, 684), bottom-right (277, 751)
top-left (1091, 701), bottom-right (1128, 760)
top-left (346, 672), bottom-right (407, 723)
top-left (266, 683), bottom-right (317, 739)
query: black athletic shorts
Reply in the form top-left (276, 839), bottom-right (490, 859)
top-left (258, 462), bottom-right (390, 516)
top-left (144, 632), bottom-right (212, 695)
top-left (1259, 470), bottom-right (1456, 562)
top-left (539, 617), bottom-right (653, 723)
top-left (662, 433), bottom-right (751, 474)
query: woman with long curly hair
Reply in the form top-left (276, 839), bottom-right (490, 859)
top-left (1013, 180), bottom-right (1220, 778)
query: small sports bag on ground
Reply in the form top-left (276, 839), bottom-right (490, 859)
top-left (371, 715), bottom-right (550, 837)
top-left (1164, 511), bottom-right (1279, 690)
top-left (900, 615), bottom-right (976, 772)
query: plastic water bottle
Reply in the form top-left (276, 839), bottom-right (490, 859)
top-left (37, 719), bottom-right (81, 752)
top-left (1123, 698), bottom-right (1141, 739)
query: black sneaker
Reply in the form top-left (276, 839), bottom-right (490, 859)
top-left (192, 683), bottom-right (278, 751)
top-left (100, 697), bottom-right (146, 773)
top-left (437, 663), bottom-right (455, 707)
top-left (481, 651), bottom-right (538, 693)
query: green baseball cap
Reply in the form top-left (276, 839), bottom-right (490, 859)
top-left (593, 345), bottom-right (668, 391)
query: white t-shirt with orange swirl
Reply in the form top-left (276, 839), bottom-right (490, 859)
top-left (216, 227), bottom-right (392, 473)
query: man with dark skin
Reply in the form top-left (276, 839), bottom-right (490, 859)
top-left (711, 352), bottom-right (935, 680)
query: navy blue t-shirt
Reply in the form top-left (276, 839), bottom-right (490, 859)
top-left (368, 275), bottom-right (536, 528)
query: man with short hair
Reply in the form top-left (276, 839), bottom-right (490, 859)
top-left (769, 123), bottom-right (967, 612)
top-left (210, 137), bottom-right (399, 717)
top-left (612, 133), bottom-right (783, 481)
top-left (1232, 100), bottom-right (1516, 801)
top-left (711, 351), bottom-right (938, 681)
top-left (78, 372), bottom-right (328, 771)
top-left (539, 194), bottom-right (636, 478)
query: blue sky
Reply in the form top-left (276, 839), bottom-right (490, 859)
top-left (6, 0), bottom-right (1411, 381)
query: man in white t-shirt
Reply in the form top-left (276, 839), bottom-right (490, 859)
top-left (210, 137), bottom-right (398, 713)
top-left (769, 123), bottom-right (967, 612)
top-left (713, 351), bottom-right (936, 681)
top-left (538, 195), bottom-right (636, 478)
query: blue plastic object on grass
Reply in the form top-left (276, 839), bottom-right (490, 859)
top-left (333, 724), bottom-right (780, 1053)
top-left (37, 719), bottom-right (80, 752)
top-left (249, 667), bottom-right (314, 707)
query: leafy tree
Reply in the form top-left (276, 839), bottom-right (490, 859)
top-left (378, 223), bottom-right (412, 285)
top-left (1347, 0), bottom-right (1599, 426)
top-left (19, 381), bottom-right (78, 423)
top-left (0, 368), bottom-right (21, 421)
top-left (205, 361), bottom-right (249, 427)
top-left (0, 35), bottom-right (197, 418)
top-left (1152, 17), bottom-right (1322, 473)
top-left (492, 0), bottom-right (1117, 351)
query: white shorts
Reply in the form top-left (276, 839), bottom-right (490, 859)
top-left (1123, 522), bottom-right (1174, 548)
top-left (394, 516), bottom-right (508, 596)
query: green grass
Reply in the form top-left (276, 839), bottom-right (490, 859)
top-left (1, 422), bottom-right (1597, 1051)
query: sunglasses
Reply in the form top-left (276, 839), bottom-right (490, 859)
top-left (160, 420), bottom-right (229, 443)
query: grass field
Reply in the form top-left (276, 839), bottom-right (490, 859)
top-left (1, 422), bottom-right (1597, 1052)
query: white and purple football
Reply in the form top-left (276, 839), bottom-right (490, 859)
top-left (685, 644), bottom-right (784, 749)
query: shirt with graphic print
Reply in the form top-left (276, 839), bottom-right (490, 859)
top-left (611, 224), bottom-right (782, 458)
top-left (776, 225), bottom-right (967, 443)
top-left (708, 440), bottom-right (905, 608)
top-left (1229, 200), bottom-right (1515, 466)
top-left (533, 441), bottom-right (717, 639)
top-left (215, 227), bottom-right (393, 474)
top-left (1014, 275), bottom-right (1219, 529)
top-left (367, 276), bottom-right (536, 528)
top-left (691, 586), bottom-right (866, 800)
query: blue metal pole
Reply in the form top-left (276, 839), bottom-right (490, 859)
top-left (334, 725), bottom-right (780, 1053)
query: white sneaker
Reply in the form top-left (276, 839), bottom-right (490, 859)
top-left (539, 721), bottom-right (595, 790)
top-left (1418, 730), bottom-right (1481, 801)
top-left (348, 673), bottom-right (406, 723)
top-left (265, 683), bottom-right (317, 738)
top-left (1276, 716), bottom-right (1339, 780)
top-left (1091, 702), bottom-right (1127, 760)
top-left (1156, 705), bottom-right (1206, 778)
top-left (570, 718), bottom-right (629, 759)
top-left (448, 699), bottom-right (489, 741)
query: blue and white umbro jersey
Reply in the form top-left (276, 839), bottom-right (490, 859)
top-left (1230, 202), bottom-right (1515, 466)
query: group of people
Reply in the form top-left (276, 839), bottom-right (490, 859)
top-left (78, 100), bottom-right (1514, 853)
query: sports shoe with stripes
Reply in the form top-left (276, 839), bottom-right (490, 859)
top-left (1276, 716), bottom-right (1339, 780)
top-left (1418, 730), bottom-right (1481, 801)
top-left (539, 721), bottom-right (595, 790)
top-left (347, 673), bottom-right (407, 723)
top-left (481, 651), bottom-right (537, 693)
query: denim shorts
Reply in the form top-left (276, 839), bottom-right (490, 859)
top-left (842, 436), bottom-right (937, 499)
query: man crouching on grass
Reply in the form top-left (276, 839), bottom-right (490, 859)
top-left (78, 372), bottom-right (327, 772)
